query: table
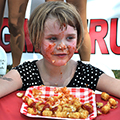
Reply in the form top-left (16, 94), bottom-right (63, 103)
top-left (0, 91), bottom-right (120, 120)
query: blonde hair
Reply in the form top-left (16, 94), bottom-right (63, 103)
top-left (28, 1), bottom-right (83, 50)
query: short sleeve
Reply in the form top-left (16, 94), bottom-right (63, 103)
top-left (67, 61), bottom-right (104, 91)
top-left (13, 60), bottom-right (43, 90)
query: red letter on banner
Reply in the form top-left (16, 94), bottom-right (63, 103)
top-left (89, 19), bottom-right (109, 54)
top-left (0, 18), bottom-right (11, 52)
top-left (110, 18), bottom-right (120, 54)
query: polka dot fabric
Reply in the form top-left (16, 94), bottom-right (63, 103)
top-left (14, 60), bottom-right (43, 90)
top-left (14, 60), bottom-right (104, 91)
top-left (67, 61), bottom-right (104, 90)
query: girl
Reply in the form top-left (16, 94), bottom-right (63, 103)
top-left (0, 1), bottom-right (120, 98)
top-left (45, 0), bottom-right (91, 61)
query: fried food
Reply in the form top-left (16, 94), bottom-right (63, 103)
top-left (16, 92), bottom-right (23, 98)
top-left (109, 98), bottom-right (118, 106)
top-left (101, 92), bottom-right (110, 101)
top-left (96, 102), bottom-right (103, 108)
top-left (82, 103), bottom-right (93, 114)
top-left (68, 112), bottom-right (80, 119)
top-left (97, 110), bottom-right (102, 115)
top-left (27, 107), bottom-right (38, 115)
top-left (99, 92), bottom-right (118, 114)
top-left (101, 104), bottom-right (111, 114)
top-left (22, 87), bottom-right (93, 119)
top-left (78, 108), bottom-right (89, 119)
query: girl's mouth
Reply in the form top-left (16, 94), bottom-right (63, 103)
top-left (55, 53), bottom-right (67, 58)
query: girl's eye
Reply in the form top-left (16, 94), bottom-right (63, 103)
top-left (48, 37), bottom-right (57, 41)
top-left (66, 36), bottom-right (74, 40)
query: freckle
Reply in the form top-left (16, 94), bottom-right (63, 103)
top-left (52, 60), bottom-right (55, 63)
top-left (60, 72), bottom-right (62, 75)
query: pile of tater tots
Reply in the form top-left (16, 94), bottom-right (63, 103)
top-left (22, 87), bottom-right (93, 119)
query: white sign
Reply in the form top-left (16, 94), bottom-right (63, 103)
top-left (0, 0), bottom-right (120, 70)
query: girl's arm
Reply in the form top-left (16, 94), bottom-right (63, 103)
top-left (0, 69), bottom-right (23, 98)
top-left (96, 73), bottom-right (120, 98)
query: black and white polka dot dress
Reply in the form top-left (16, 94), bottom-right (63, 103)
top-left (14, 60), bottom-right (104, 91)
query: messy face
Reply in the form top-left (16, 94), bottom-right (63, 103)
top-left (40, 18), bottom-right (77, 66)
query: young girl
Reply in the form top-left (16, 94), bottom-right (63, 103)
top-left (0, 1), bottom-right (120, 98)
top-left (45, 0), bottom-right (91, 61)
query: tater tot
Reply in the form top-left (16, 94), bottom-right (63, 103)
top-left (23, 86), bottom-right (94, 119)
top-left (82, 103), bottom-right (93, 114)
top-left (22, 96), bottom-right (29, 103)
top-left (55, 111), bottom-right (68, 118)
top-left (17, 92), bottom-right (23, 98)
top-left (62, 107), bottom-right (71, 112)
top-left (101, 92), bottom-right (110, 101)
top-left (73, 100), bottom-right (82, 109)
top-left (97, 110), bottom-right (102, 115)
top-left (69, 105), bottom-right (77, 112)
top-left (79, 109), bottom-right (89, 119)
top-left (101, 104), bottom-right (111, 114)
top-left (27, 107), bottom-right (38, 115)
top-left (35, 101), bottom-right (43, 108)
top-left (56, 105), bottom-right (62, 112)
top-left (27, 98), bottom-right (35, 106)
top-left (109, 98), bottom-right (118, 106)
top-left (42, 110), bottom-right (53, 116)
top-left (96, 102), bottom-right (104, 108)
top-left (68, 112), bottom-right (80, 119)
top-left (37, 104), bottom-right (45, 111)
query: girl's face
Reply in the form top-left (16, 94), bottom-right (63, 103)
top-left (40, 18), bottom-right (77, 66)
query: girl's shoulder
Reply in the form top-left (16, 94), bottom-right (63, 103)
top-left (13, 60), bottom-right (39, 72)
top-left (76, 60), bottom-right (104, 74)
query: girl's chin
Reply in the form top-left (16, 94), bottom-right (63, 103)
top-left (51, 61), bottom-right (67, 66)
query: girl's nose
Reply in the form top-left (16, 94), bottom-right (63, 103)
top-left (57, 42), bottom-right (67, 50)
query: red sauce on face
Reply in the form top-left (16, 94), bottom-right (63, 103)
top-left (61, 33), bottom-right (64, 40)
top-left (63, 23), bottom-right (66, 28)
top-left (46, 43), bottom-right (56, 52)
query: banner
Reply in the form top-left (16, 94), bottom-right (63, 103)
top-left (0, 0), bottom-right (120, 70)
top-left (87, 0), bottom-right (120, 70)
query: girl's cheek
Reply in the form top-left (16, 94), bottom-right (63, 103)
top-left (68, 46), bottom-right (76, 54)
top-left (43, 42), bottom-right (56, 53)
top-left (41, 42), bottom-right (56, 60)
top-left (68, 42), bottom-right (77, 52)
